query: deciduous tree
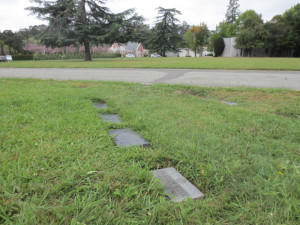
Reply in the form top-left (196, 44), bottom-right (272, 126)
top-left (235, 10), bottom-right (267, 56)
top-left (282, 4), bottom-right (300, 56)
top-left (178, 21), bottom-right (191, 48)
top-left (1, 30), bottom-right (24, 54)
top-left (264, 15), bottom-right (288, 56)
top-left (184, 23), bottom-right (210, 57)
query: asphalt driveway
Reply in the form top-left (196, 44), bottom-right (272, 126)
top-left (0, 68), bottom-right (299, 90)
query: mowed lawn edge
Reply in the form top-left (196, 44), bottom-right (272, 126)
top-left (0, 57), bottom-right (300, 70)
top-left (0, 78), bottom-right (299, 224)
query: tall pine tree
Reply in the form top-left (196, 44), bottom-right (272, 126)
top-left (148, 7), bottom-right (182, 57)
top-left (225, 0), bottom-right (241, 24)
top-left (27, 0), bottom-right (141, 61)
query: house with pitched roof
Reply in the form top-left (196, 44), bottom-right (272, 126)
top-left (110, 42), bottom-right (146, 57)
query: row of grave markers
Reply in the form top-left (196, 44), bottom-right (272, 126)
top-left (93, 99), bottom-right (238, 202)
top-left (94, 102), bottom-right (204, 202)
top-left (94, 103), bottom-right (150, 147)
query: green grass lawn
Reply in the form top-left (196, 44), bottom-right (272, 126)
top-left (0, 78), bottom-right (299, 224)
top-left (1, 57), bottom-right (300, 70)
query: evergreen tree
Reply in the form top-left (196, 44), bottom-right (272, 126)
top-left (213, 37), bottom-right (225, 56)
top-left (130, 22), bottom-right (151, 47)
top-left (27, 0), bottom-right (141, 61)
top-left (148, 7), bottom-right (182, 57)
top-left (225, 0), bottom-right (240, 24)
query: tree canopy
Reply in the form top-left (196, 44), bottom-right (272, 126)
top-left (225, 0), bottom-right (240, 24)
top-left (1, 1), bottom-right (298, 58)
top-left (184, 23), bottom-right (210, 56)
top-left (281, 4), bottom-right (300, 56)
top-left (27, 0), bottom-right (142, 61)
top-left (234, 10), bottom-right (267, 56)
top-left (0, 30), bottom-right (24, 55)
top-left (147, 7), bottom-right (182, 57)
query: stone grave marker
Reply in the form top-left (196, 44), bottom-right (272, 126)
top-left (99, 114), bottom-right (122, 124)
top-left (109, 128), bottom-right (150, 147)
top-left (93, 103), bottom-right (108, 109)
top-left (221, 101), bottom-right (238, 106)
top-left (153, 167), bottom-right (205, 202)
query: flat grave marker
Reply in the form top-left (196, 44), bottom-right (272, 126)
top-left (153, 167), bottom-right (205, 202)
top-left (109, 128), bottom-right (150, 147)
top-left (221, 101), bottom-right (238, 106)
top-left (100, 114), bottom-right (122, 124)
top-left (93, 103), bottom-right (108, 109)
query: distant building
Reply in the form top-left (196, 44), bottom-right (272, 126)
top-left (221, 38), bottom-right (241, 57)
top-left (221, 37), bottom-right (270, 57)
top-left (110, 42), bottom-right (146, 57)
top-left (166, 47), bottom-right (213, 57)
top-left (201, 47), bottom-right (214, 56)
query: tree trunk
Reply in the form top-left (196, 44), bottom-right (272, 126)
top-left (84, 41), bottom-right (92, 61)
top-left (0, 44), bottom-right (4, 55)
top-left (81, 0), bottom-right (92, 61)
top-left (194, 48), bottom-right (196, 57)
top-left (162, 46), bottom-right (166, 57)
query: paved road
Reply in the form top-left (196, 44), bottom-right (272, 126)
top-left (0, 68), bottom-right (299, 90)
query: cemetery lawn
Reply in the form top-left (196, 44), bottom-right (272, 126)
top-left (1, 78), bottom-right (299, 224)
top-left (1, 57), bottom-right (300, 70)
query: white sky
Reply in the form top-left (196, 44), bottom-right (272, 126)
top-left (0, 0), bottom-right (298, 32)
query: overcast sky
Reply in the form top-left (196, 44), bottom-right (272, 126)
top-left (0, 0), bottom-right (298, 32)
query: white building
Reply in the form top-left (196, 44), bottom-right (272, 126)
top-left (166, 47), bottom-right (213, 57)
top-left (221, 37), bottom-right (270, 57)
top-left (221, 37), bottom-right (241, 57)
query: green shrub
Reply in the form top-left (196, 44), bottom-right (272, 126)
top-left (12, 55), bottom-right (33, 61)
top-left (213, 37), bottom-right (225, 57)
top-left (33, 52), bottom-right (121, 60)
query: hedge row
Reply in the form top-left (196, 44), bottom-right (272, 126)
top-left (12, 55), bottom-right (34, 61)
top-left (33, 52), bottom-right (121, 60)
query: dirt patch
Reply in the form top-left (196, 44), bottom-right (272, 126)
top-left (74, 83), bottom-right (95, 88)
top-left (174, 90), bottom-right (208, 98)
top-left (174, 90), bottom-right (194, 95)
